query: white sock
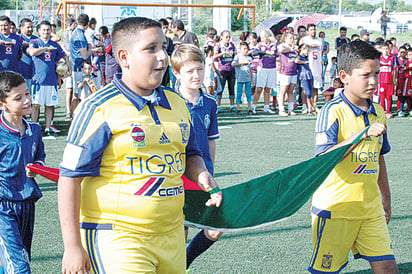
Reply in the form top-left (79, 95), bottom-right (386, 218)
top-left (279, 106), bottom-right (285, 112)
top-left (264, 104), bottom-right (269, 110)
top-left (288, 102), bottom-right (294, 112)
top-left (251, 104), bottom-right (256, 111)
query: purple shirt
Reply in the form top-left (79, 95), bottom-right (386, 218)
top-left (278, 44), bottom-right (297, 76)
top-left (30, 38), bottom-right (65, 85)
top-left (19, 34), bottom-right (37, 79)
top-left (249, 44), bottom-right (260, 74)
top-left (258, 43), bottom-right (277, 69)
top-left (214, 42), bottom-right (236, 71)
top-left (0, 33), bottom-right (23, 73)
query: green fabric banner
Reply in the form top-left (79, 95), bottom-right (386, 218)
top-left (184, 130), bottom-right (366, 232)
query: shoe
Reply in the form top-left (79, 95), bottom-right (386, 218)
top-left (44, 129), bottom-right (56, 137)
top-left (398, 111), bottom-right (405, 117)
top-left (247, 110), bottom-right (253, 115)
top-left (263, 108), bottom-right (275, 114)
top-left (289, 111), bottom-right (297, 116)
top-left (293, 103), bottom-right (297, 110)
top-left (236, 109), bottom-right (241, 114)
top-left (49, 125), bottom-right (61, 133)
top-left (279, 110), bottom-right (288, 116)
top-left (65, 112), bottom-right (72, 121)
top-left (302, 108), bottom-right (308, 114)
top-left (251, 108), bottom-right (257, 115)
top-left (385, 113), bottom-right (392, 119)
top-left (230, 106), bottom-right (237, 112)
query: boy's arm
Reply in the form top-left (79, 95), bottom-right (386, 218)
top-left (209, 139), bottom-right (216, 166)
top-left (210, 62), bottom-right (222, 78)
top-left (377, 155), bottom-right (391, 224)
top-left (58, 176), bottom-right (91, 274)
top-left (184, 155), bottom-right (222, 207)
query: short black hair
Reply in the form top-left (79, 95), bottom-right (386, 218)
top-left (159, 18), bottom-right (168, 27)
top-left (399, 45), bottom-right (407, 51)
top-left (38, 20), bottom-right (51, 29)
top-left (248, 31), bottom-right (257, 39)
top-left (204, 45), bottom-right (213, 55)
top-left (172, 19), bottom-right (185, 31)
top-left (340, 26), bottom-right (347, 32)
top-left (78, 14), bottom-right (89, 27)
top-left (338, 40), bottom-right (381, 75)
top-left (239, 41), bottom-right (249, 48)
top-left (89, 18), bottom-right (97, 26)
top-left (307, 23), bottom-right (316, 29)
top-left (351, 34), bottom-right (360, 40)
top-left (19, 18), bottom-right (32, 28)
top-left (99, 26), bottom-right (109, 35)
top-left (297, 25), bottom-right (306, 32)
top-left (112, 17), bottom-right (161, 62)
top-left (331, 56), bottom-right (337, 62)
top-left (0, 71), bottom-right (25, 102)
top-left (0, 16), bottom-right (11, 24)
top-left (407, 48), bottom-right (412, 54)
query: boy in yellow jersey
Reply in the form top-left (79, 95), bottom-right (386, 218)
top-left (309, 40), bottom-right (398, 273)
top-left (58, 17), bottom-right (222, 274)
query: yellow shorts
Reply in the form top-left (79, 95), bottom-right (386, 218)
top-left (308, 215), bottom-right (395, 273)
top-left (80, 223), bottom-right (186, 274)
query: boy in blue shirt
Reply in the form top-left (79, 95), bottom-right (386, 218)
top-left (0, 71), bottom-right (46, 274)
top-left (171, 44), bottom-right (222, 269)
top-left (0, 16), bottom-right (23, 73)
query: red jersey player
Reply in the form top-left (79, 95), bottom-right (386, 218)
top-left (376, 42), bottom-right (395, 118)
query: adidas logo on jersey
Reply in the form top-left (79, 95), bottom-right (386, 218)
top-left (159, 133), bottom-right (171, 144)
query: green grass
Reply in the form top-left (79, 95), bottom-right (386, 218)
top-left (30, 89), bottom-right (412, 273)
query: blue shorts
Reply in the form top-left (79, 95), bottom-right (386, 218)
top-left (0, 199), bottom-right (35, 273)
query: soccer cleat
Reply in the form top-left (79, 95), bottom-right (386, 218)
top-left (230, 106), bottom-right (237, 112)
top-left (44, 129), bottom-right (56, 138)
top-left (302, 108), bottom-right (308, 114)
top-left (247, 110), bottom-right (253, 115)
top-left (279, 110), bottom-right (288, 116)
top-left (251, 108), bottom-right (256, 115)
top-left (398, 111), bottom-right (405, 117)
top-left (263, 108), bottom-right (275, 114)
top-left (49, 125), bottom-right (61, 133)
top-left (289, 111), bottom-right (297, 116)
top-left (385, 113), bottom-right (392, 119)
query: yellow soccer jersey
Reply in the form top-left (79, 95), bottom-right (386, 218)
top-left (60, 74), bottom-right (201, 234)
top-left (312, 92), bottom-right (390, 220)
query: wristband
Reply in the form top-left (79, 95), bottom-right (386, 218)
top-left (208, 187), bottom-right (221, 194)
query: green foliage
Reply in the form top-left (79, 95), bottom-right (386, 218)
top-left (285, 0), bottom-right (334, 14)
top-left (0, 0), bottom-right (15, 9)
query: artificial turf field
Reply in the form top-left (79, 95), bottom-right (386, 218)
top-left (31, 90), bottom-right (412, 273)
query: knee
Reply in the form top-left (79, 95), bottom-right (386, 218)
top-left (204, 230), bottom-right (223, 241)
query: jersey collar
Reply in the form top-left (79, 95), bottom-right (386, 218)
top-left (112, 73), bottom-right (171, 111)
top-left (340, 91), bottom-right (377, 117)
top-left (0, 112), bottom-right (30, 136)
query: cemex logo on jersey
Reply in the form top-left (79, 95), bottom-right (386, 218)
top-left (352, 164), bottom-right (377, 175)
top-left (44, 51), bottom-right (51, 61)
top-left (133, 177), bottom-right (183, 197)
top-left (5, 46), bottom-right (12, 54)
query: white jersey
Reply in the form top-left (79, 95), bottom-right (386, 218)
top-left (302, 36), bottom-right (323, 86)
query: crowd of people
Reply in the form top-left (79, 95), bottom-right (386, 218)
top-left (0, 11), bottom-right (405, 274)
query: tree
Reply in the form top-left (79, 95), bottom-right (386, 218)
top-left (285, 0), bottom-right (334, 14)
top-left (0, 0), bottom-right (15, 9)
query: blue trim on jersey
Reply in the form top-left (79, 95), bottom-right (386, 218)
top-left (354, 253), bottom-right (395, 262)
top-left (309, 217), bottom-right (327, 269)
top-left (340, 91), bottom-right (377, 117)
top-left (112, 74), bottom-right (172, 112)
top-left (316, 95), bottom-right (343, 133)
top-left (314, 119), bottom-right (339, 156)
top-left (308, 262), bottom-right (348, 274)
top-left (80, 223), bottom-right (113, 230)
top-left (95, 230), bottom-right (106, 274)
top-left (311, 206), bottom-right (332, 218)
top-left (67, 85), bottom-right (118, 143)
top-left (86, 229), bottom-right (98, 274)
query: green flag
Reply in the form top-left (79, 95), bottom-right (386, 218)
top-left (184, 130), bottom-right (367, 232)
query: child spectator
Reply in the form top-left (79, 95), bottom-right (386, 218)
top-left (203, 45), bottom-right (221, 96)
top-left (278, 30), bottom-right (298, 116)
top-left (171, 43), bottom-right (222, 271)
top-left (322, 77), bottom-right (343, 104)
top-left (395, 46), bottom-right (408, 115)
top-left (376, 41), bottom-right (395, 118)
top-left (204, 27), bottom-right (217, 49)
top-left (296, 44), bottom-right (315, 115)
top-left (311, 40), bottom-right (397, 274)
top-left (400, 48), bottom-right (412, 116)
top-left (214, 30), bottom-right (237, 112)
top-left (0, 71), bottom-right (46, 273)
top-left (329, 57), bottom-right (338, 86)
top-left (232, 41), bottom-right (253, 113)
top-left (77, 60), bottom-right (98, 100)
top-left (248, 32), bottom-right (260, 99)
top-left (252, 29), bottom-right (277, 114)
top-left (58, 17), bottom-right (222, 273)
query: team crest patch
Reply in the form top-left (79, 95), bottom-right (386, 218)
top-left (131, 124), bottom-right (146, 148)
top-left (316, 133), bottom-right (328, 145)
top-left (321, 254), bottom-right (333, 269)
top-left (179, 122), bottom-right (189, 144)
